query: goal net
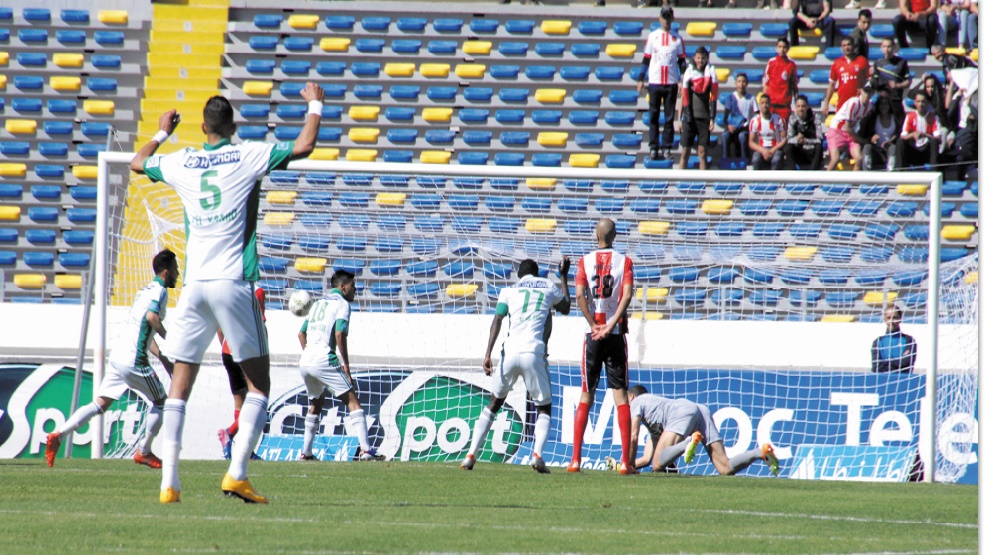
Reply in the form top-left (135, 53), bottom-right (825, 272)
top-left (95, 153), bottom-right (978, 482)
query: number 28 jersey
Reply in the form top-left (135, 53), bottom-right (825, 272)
top-left (496, 275), bottom-right (566, 356)
top-left (575, 248), bottom-right (634, 335)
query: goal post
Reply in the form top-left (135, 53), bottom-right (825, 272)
top-left (92, 150), bottom-right (976, 483)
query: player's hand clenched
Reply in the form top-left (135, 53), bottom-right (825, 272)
top-left (482, 356), bottom-right (494, 376)
top-left (159, 109), bottom-right (180, 134)
top-left (300, 82), bottom-right (325, 102)
top-left (559, 256), bottom-right (571, 277)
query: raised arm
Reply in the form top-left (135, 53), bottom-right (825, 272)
top-left (292, 82), bottom-right (326, 159)
top-left (130, 110), bottom-right (181, 173)
top-left (554, 256), bottom-right (572, 316)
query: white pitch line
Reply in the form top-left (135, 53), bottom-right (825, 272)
top-left (696, 509), bottom-right (978, 529)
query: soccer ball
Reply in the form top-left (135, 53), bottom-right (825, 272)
top-left (288, 290), bottom-right (313, 317)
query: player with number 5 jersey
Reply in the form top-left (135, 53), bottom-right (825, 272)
top-left (569, 219), bottom-right (637, 474)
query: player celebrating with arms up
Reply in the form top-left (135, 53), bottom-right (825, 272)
top-left (461, 257), bottom-right (571, 474)
top-left (568, 219), bottom-right (637, 474)
top-left (130, 81), bottom-right (325, 504)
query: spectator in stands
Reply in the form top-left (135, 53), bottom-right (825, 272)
top-left (910, 73), bottom-right (951, 127)
top-left (638, 6), bottom-right (687, 161)
top-left (860, 96), bottom-right (901, 170)
top-left (749, 94), bottom-right (788, 169)
top-left (848, 9), bottom-right (873, 60)
top-left (939, 0), bottom-right (977, 47)
top-left (940, 67), bottom-right (977, 177)
top-left (721, 73), bottom-right (758, 162)
top-left (825, 83), bottom-right (874, 171)
top-left (822, 35), bottom-right (869, 117)
top-left (679, 47), bottom-right (718, 171)
top-left (899, 90), bottom-right (942, 168)
top-left (930, 44), bottom-right (978, 82)
top-left (763, 38), bottom-right (799, 123)
top-left (894, 0), bottom-right (941, 48)
top-left (871, 305), bottom-right (917, 373)
top-left (789, 0), bottom-right (838, 49)
top-left (940, 102), bottom-right (977, 180)
top-left (784, 95), bottom-right (824, 169)
top-left (870, 38), bottom-right (913, 127)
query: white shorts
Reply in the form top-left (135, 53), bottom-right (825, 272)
top-left (164, 280), bottom-right (268, 364)
top-left (490, 351), bottom-right (551, 406)
top-left (664, 400), bottom-right (723, 445)
top-left (300, 364), bottom-right (354, 400)
top-left (99, 361), bottom-right (167, 403)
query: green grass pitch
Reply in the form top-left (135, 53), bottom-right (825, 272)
top-left (1, 459), bottom-right (976, 554)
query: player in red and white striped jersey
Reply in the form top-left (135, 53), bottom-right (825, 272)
top-left (569, 219), bottom-right (637, 475)
top-left (899, 90), bottom-right (941, 168)
top-left (825, 83), bottom-right (874, 171)
top-left (749, 95), bottom-right (788, 170)
top-left (637, 6), bottom-right (686, 160)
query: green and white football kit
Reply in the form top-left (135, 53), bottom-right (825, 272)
top-left (298, 289), bottom-right (354, 398)
top-left (103, 276), bottom-right (169, 402)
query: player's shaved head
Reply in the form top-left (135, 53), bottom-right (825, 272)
top-left (596, 218), bottom-right (617, 247)
top-left (518, 259), bottom-right (539, 279)
top-left (203, 96), bottom-right (236, 138)
top-left (629, 385), bottom-right (648, 397)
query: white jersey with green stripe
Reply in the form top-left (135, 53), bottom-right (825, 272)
top-left (109, 277), bottom-right (167, 369)
top-left (142, 139), bottom-right (294, 282)
top-left (298, 289), bottom-right (351, 369)
top-left (497, 275), bottom-right (565, 356)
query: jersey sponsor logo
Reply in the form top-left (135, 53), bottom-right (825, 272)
top-left (183, 149), bottom-right (242, 169)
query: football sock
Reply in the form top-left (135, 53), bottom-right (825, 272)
top-left (658, 438), bottom-right (691, 468)
top-left (467, 407), bottom-right (495, 457)
top-left (160, 399), bottom-right (186, 492)
top-left (346, 409), bottom-right (370, 452)
top-left (727, 448), bottom-right (764, 474)
top-left (617, 404), bottom-right (632, 465)
top-left (302, 412), bottom-right (319, 456)
top-left (571, 402), bottom-right (589, 461)
top-left (228, 409), bottom-right (240, 438)
top-left (140, 404), bottom-right (163, 455)
top-left (58, 402), bottom-right (104, 435)
top-left (228, 393), bottom-right (267, 481)
top-left (533, 412), bottom-right (550, 458)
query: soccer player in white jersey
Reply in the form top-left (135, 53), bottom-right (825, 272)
top-left (45, 249), bottom-right (178, 469)
top-left (620, 385), bottom-right (780, 476)
top-left (130, 81), bottom-right (325, 504)
top-left (568, 219), bottom-right (636, 474)
top-left (297, 270), bottom-right (383, 462)
top-left (461, 257), bottom-right (571, 474)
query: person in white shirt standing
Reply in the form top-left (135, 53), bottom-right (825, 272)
top-left (461, 257), bottom-right (571, 474)
top-left (130, 81), bottom-right (325, 504)
top-left (637, 6), bottom-right (687, 161)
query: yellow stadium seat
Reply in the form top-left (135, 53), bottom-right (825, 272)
top-left (541, 20), bottom-right (572, 35)
top-left (421, 151), bottom-right (452, 164)
top-left (631, 312), bottom-right (664, 320)
top-left (535, 89), bottom-right (566, 103)
top-left (946, 46), bottom-right (967, 55)
top-left (420, 63), bottom-right (451, 77)
top-left (863, 291), bottom-right (898, 306)
top-left (702, 199), bottom-right (733, 215)
top-left (829, 92), bottom-right (839, 107)
top-left (288, 14), bottom-right (320, 29)
top-left (942, 225), bottom-right (977, 241)
top-left (526, 178), bottom-right (556, 190)
top-left (0, 75), bottom-right (6, 89)
top-left (295, 258), bottom-right (327, 273)
top-left (72, 166), bottom-right (98, 180)
top-left (965, 271), bottom-right (978, 284)
top-left (0, 52), bottom-right (8, 65)
top-left (789, 46), bottom-right (820, 60)
top-left (310, 148), bottom-right (340, 161)
top-left (243, 81), bottom-right (274, 96)
top-left (385, 63), bottom-right (415, 77)
top-left (569, 153), bottom-right (600, 168)
top-left (0, 205), bottom-right (21, 220)
top-left (455, 64), bottom-right (487, 78)
top-left (0, 163), bottom-right (27, 176)
top-left (971, 48), bottom-right (978, 62)
top-left (14, 274), bottom-right (46, 289)
top-left (53, 53), bottom-right (84, 68)
top-left (51, 77), bottom-right (82, 91)
top-left (348, 128), bottom-right (381, 143)
top-left (320, 38), bottom-right (351, 52)
top-left (462, 41), bottom-right (492, 55)
top-left (422, 108), bottom-right (453, 122)
top-left (537, 132), bottom-right (569, 147)
top-left (349, 106), bottom-right (381, 121)
top-left (526, 219), bottom-right (557, 233)
top-left (83, 100), bottom-right (114, 115)
top-left (266, 191), bottom-right (297, 205)
top-left (639, 221), bottom-right (671, 235)
top-left (685, 22), bottom-right (717, 37)
top-left (346, 149), bottom-right (378, 162)
top-left (821, 314), bottom-right (856, 323)
top-left (606, 44), bottom-right (637, 57)
top-left (799, 28), bottom-right (823, 37)
top-left (715, 67), bottom-right (730, 83)
top-left (98, 10), bottom-right (128, 24)
top-left (635, 287), bottom-right (669, 302)
top-left (376, 193), bottom-right (406, 207)
top-left (55, 274), bottom-right (83, 290)
top-left (3, 120), bottom-right (32, 135)
top-left (263, 212), bottom-right (295, 225)
top-left (897, 184), bottom-right (928, 195)
top-left (785, 246), bottom-right (818, 261)
top-left (446, 284), bottom-right (479, 298)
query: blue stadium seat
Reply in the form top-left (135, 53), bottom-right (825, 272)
top-left (26, 229), bottom-right (55, 244)
top-left (47, 99), bottom-right (77, 114)
top-left (526, 65), bottom-right (556, 79)
top-left (353, 84), bottom-right (382, 99)
top-left (87, 77), bottom-right (116, 92)
top-left (820, 246), bottom-right (856, 263)
top-left (495, 110), bottom-right (526, 124)
top-left (428, 40), bottom-right (458, 54)
top-left (470, 19), bottom-right (499, 33)
top-left (747, 245), bottom-right (781, 261)
top-left (427, 86), bottom-right (457, 101)
top-left (530, 110), bottom-right (560, 124)
top-left (613, 21), bottom-right (644, 35)
top-left (462, 131), bottom-right (491, 145)
top-left (665, 199), bottom-right (698, 215)
top-left (721, 22), bottom-right (752, 37)
top-left (855, 270), bottom-right (888, 286)
top-left (0, 228), bottom-right (17, 242)
top-left (249, 36), bottom-right (277, 50)
top-left (17, 52), bottom-right (46, 66)
top-left (790, 290), bottom-right (823, 307)
top-left (775, 200), bottom-right (809, 216)
top-left (354, 39), bottom-right (384, 53)
top-left (60, 9), bottom-right (87, 23)
top-left (612, 133), bottom-right (642, 148)
top-left (382, 151), bottom-right (412, 163)
top-left (254, 14), bottom-right (282, 28)
top-left (865, 223), bottom-right (900, 240)
top-left (59, 253), bottom-right (90, 268)
top-left (595, 67), bottom-right (625, 80)
top-left (14, 76), bottom-right (44, 90)
top-left (351, 62), bottom-right (381, 76)
top-left (752, 46), bottom-right (775, 61)
top-left (505, 20), bottom-right (535, 34)
top-left (281, 60), bottom-right (311, 75)
top-left (0, 141), bottom-right (29, 155)
top-left (390, 40), bottom-right (421, 54)
top-left (714, 222), bottom-right (746, 237)
top-left (463, 87), bottom-right (493, 102)
top-left (246, 59), bottom-right (275, 73)
top-left (458, 152), bottom-right (489, 165)
top-left (827, 223), bottom-right (861, 240)
top-left (459, 109), bottom-right (489, 123)
top-left (790, 223), bottom-right (822, 239)
top-left (716, 45), bottom-right (747, 60)
top-left (535, 42), bottom-right (565, 56)
top-left (759, 22), bottom-right (788, 38)
top-left (94, 31), bottom-right (124, 46)
top-left (824, 46), bottom-right (843, 60)
top-left (960, 203), bottom-right (978, 218)
top-left (386, 129), bottom-right (418, 143)
top-left (893, 270), bottom-right (927, 287)
top-left (578, 21), bottom-right (607, 35)
top-left (377, 214), bottom-right (406, 231)
top-left (433, 18), bottom-right (464, 32)
top-left (35, 165), bottom-right (65, 178)
top-left (31, 185), bottom-right (62, 200)
top-left (826, 291), bottom-right (858, 309)
top-left (24, 252), bottom-right (54, 267)
top-left (499, 42), bottom-right (529, 56)
top-left (811, 199), bottom-right (845, 216)
top-left (560, 66), bottom-right (591, 80)
top-left (384, 107), bottom-right (415, 121)
top-left (572, 90), bottom-right (603, 103)
top-left (571, 43), bottom-right (601, 57)
top-left (362, 16), bottom-right (391, 31)
top-left (491, 65), bottom-right (521, 79)
top-left (604, 112), bottom-right (636, 125)
top-left (44, 121), bottom-right (74, 135)
top-left (425, 130), bottom-right (455, 144)
top-left (56, 29), bottom-right (86, 45)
